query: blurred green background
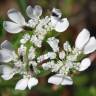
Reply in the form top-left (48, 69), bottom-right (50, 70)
top-left (0, 0), bottom-right (96, 96)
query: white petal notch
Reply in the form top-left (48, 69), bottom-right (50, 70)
top-left (61, 76), bottom-right (73, 85)
top-left (15, 77), bottom-right (38, 90)
top-left (79, 58), bottom-right (91, 71)
top-left (26, 5), bottom-right (42, 18)
top-left (75, 28), bottom-right (96, 54)
top-left (51, 8), bottom-right (69, 32)
top-left (8, 8), bottom-right (26, 25)
top-left (48, 74), bottom-right (73, 85)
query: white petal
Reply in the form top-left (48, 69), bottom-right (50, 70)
top-left (26, 5), bottom-right (42, 18)
top-left (50, 16), bottom-right (58, 26)
top-left (28, 77), bottom-right (38, 90)
top-left (47, 37), bottom-right (59, 52)
top-left (1, 40), bottom-right (13, 50)
top-left (59, 51), bottom-right (65, 59)
top-left (15, 78), bottom-right (28, 90)
top-left (2, 65), bottom-right (13, 75)
top-left (48, 74), bottom-right (63, 85)
top-left (8, 8), bottom-right (26, 25)
top-left (26, 5), bottom-right (34, 18)
top-left (61, 76), bottom-right (73, 85)
top-left (33, 5), bottom-right (42, 17)
top-left (12, 51), bottom-right (18, 60)
top-left (1, 74), bottom-right (14, 80)
top-left (1, 66), bottom-right (14, 80)
top-left (75, 29), bottom-right (90, 50)
top-left (0, 49), bottom-right (13, 63)
top-left (3, 21), bottom-right (23, 33)
top-left (79, 58), bottom-right (91, 71)
top-left (55, 18), bottom-right (69, 32)
top-left (84, 37), bottom-right (96, 54)
top-left (52, 8), bottom-right (62, 18)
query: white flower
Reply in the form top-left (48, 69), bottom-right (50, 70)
top-left (42, 61), bottom-right (55, 70)
top-left (51, 8), bottom-right (69, 32)
top-left (18, 45), bottom-right (27, 56)
top-left (51, 61), bottom-right (62, 72)
top-left (35, 16), bottom-right (51, 32)
top-left (75, 28), bottom-right (96, 54)
top-left (59, 61), bottom-right (74, 75)
top-left (47, 37), bottom-right (59, 52)
top-left (37, 55), bottom-right (45, 63)
top-left (3, 8), bottom-right (27, 33)
top-left (42, 63), bottom-right (51, 70)
top-left (1, 65), bottom-right (16, 80)
top-left (28, 46), bottom-right (36, 60)
top-left (14, 60), bottom-right (23, 68)
top-left (47, 52), bottom-right (56, 59)
top-left (30, 35), bottom-right (42, 47)
top-left (26, 5), bottom-right (42, 19)
top-left (37, 52), bottom-right (56, 63)
top-left (59, 51), bottom-right (65, 59)
top-left (26, 5), bottom-right (42, 28)
top-left (42, 60), bottom-right (63, 73)
top-left (66, 54), bottom-right (78, 61)
top-left (0, 40), bottom-right (17, 63)
top-left (52, 8), bottom-right (62, 18)
top-left (15, 77), bottom-right (38, 90)
top-left (30, 16), bottom-right (51, 47)
top-left (78, 58), bottom-right (91, 71)
top-left (20, 33), bottom-right (30, 44)
top-left (0, 49), bottom-right (13, 63)
top-left (29, 61), bottom-right (37, 67)
top-left (28, 18), bottom-right (38, 28)
top-left (63, 41), bottom-right (72, 52)
top-left (48, 74), bottom-right (73, 85)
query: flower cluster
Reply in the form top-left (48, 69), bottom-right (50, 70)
top-left (43, 29), bottom-right (96, 85)
top-left (0, 5), bottom-right (96, 90)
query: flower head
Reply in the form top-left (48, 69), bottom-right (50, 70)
top-left (1, 3), bottom-right (96, 89)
